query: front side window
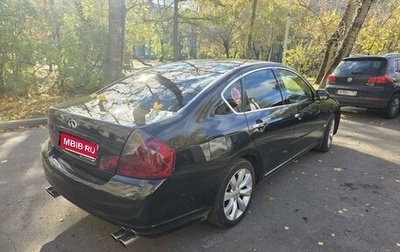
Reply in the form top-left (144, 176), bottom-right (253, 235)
top-left (242, 69), bottom-right (283, 111)
top-left (277, 69), bottom-right (313, 104)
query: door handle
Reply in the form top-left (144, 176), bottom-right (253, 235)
top-left (252, 119), bottom-right (267, 131)
top-left (295, 113), bottom-right (304, 121)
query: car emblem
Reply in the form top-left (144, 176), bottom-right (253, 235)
top-left (347, 77), bottom-right (353, 83)
top-left (68, 119), bottom-right (78, 129)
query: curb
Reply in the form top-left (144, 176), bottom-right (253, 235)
top-left (0, 117), bottom-right (47, 130)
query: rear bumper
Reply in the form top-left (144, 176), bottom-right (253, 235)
top-left (41, 139), bottom-right (208, 237)
top-left (326, 85), bottom-right (392, 109)
top-left (328, 94), bottom-right (388, 108)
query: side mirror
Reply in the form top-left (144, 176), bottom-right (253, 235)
top-left (316, 90), bottom-right (330, 100)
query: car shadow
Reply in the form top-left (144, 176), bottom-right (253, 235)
top-left (340, 106), bottom-right (400, 130)
top-left (39, 142), bottom-right (400, 252)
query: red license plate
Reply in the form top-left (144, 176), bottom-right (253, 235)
top-left (59, 132), bottom-right (99, 159)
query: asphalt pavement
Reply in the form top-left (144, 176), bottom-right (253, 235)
top-left (0, 108), bottom-right (400, 252)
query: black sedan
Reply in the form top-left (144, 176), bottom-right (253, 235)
top-left (41, 60), bottom-right (340, 246)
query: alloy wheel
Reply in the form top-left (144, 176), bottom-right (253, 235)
top-left (327, 117), bottom-right (335, 148)
top-left (223, 168), bottom-right (253, 221)
top-left (389, 97), bottom-right (400, 116)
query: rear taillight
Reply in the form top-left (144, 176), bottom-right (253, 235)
top-left (116, 130), bottom-right (175, 180)
top-left (327, 74), bottom-right (336, 84)
top-left (99, 156), bottom-right (119, 173)
top-left (367, 75), bottom-right (391, 84)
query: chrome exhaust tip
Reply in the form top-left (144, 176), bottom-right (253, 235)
top-left (119, 232), bottom-right (139, 247)
top-left (111, 228), bottom-right (139, 247)
top-left (111, 228), bottom-right (127, 242)
top-left (45, 186), bottom-right (60, 198)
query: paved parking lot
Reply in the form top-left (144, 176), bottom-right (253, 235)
top-left (1, 107), bottom-right (399, 252)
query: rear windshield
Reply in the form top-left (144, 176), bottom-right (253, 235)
top-left (61, 61), bottom-right (243, 126)
top-left (333, 58), bottom-right (387, 76)
top-left (102, 61), bottom-right (241, 111)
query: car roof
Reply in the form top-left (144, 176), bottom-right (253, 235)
top-left (344, 53), bottom-right (400, 60)
top-left (173, 59), bottom-right (285, 69)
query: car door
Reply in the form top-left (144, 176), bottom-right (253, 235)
top-left (277, 68), bottom-right (327, 155)
top-left (242, 68), bottom-right (297, 175)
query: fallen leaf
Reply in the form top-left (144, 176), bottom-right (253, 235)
top-left (266, 196), bottom-right (275, 202)
top-left (334, 167), bottom-right (344, 172)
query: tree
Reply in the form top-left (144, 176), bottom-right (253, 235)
top-left (316, 0), bottom-right (376, 88)
top-left (103, 0), bottom-right (126, 85)
top-left (198, 0), bottom-right (249, 58)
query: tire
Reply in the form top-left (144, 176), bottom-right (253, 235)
top-left (382, 94), bottom-right (400, 119)
top-left (315, 116), bottom-right (335, 153)
top-left (208, 159), bottom-right (255, 228)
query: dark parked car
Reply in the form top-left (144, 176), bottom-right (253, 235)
top-left (41, 60), bottom-right (340, 246)
top-left (325, 54), bottom-right (400, 118)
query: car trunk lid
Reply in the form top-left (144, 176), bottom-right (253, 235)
top-left (48, 107), bottom-right (135, 183)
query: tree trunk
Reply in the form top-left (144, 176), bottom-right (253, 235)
top-left (246, 0), bottom-right (257, 59)
top-left (0, 61), bottom-right (5, 93)
top-left (315, 0), bottom-right (359, 85)
top-left (223, 39), bottom-right (230, 58)
top-left (172, 0), bottom-right (180, 61)
top-left (320, 0), bottom-right (375, 86)
top-left (103, 0), bottom-right (126, 85)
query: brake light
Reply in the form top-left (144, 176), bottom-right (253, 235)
top-left (367, 75), bottom-right (391, 84)
top-left (116, 130), bottom-right (175, 180)
top-left (327, 74), bottom-right (336, 84)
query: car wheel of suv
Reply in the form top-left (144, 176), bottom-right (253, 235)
top-left (382, 94), bottom-right (400, 119)
top-left (208, 159), bottom-right (255, 227)
top-left (315, 116), bottom-right (335, 152)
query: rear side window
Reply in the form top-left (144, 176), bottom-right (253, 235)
top-left (218, 80), bottom-right (243, 114)
top-left (333, 58), bottom-right (387, 75)
top-left (394, 59), bottom-right (400, 73)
